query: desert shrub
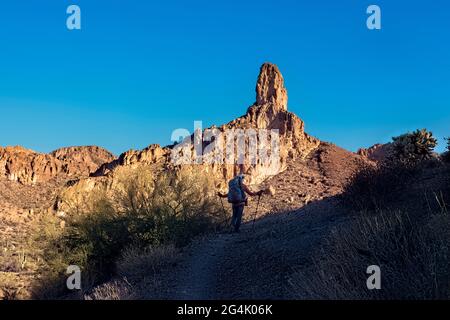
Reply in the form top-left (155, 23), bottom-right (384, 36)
top-left (107, 244), bottom-right (181, 299)
top-left (389, 129), bottom-right (437, 165)
top-left (0, 273), bottom-right (30, 300)
top-left (84, 280), bottom-right (132, 300)
top-left (0, 215), bottom-right (43, 299)
top-left (342, 163), bottom-right (415, 211)
top-left (443, 163), bottom-right (450, 206)
top-left (32, 166), bottom-right (226, 298)
top-left (441, 137), bottom-right (450, 163)
top-left (443, 153), bottom-right (450, 163)
top-left (116, 244), bottom-right (179, 283)
top-left (290, 209), bottom-right (450, 299)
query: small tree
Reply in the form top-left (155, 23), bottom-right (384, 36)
top-left (390, 129), bottom-right (437, 164)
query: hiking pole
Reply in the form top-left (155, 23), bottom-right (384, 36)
top-left (252, 193), bottom-right (262, 231)
top-left (218, 196), bottom-right (229, 228)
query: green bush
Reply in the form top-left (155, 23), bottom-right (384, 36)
top-left (32, 166), bottom-right (226, 298)
top-left (389, 129), bottom-right (437, 165)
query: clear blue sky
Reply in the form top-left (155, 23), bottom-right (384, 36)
top-left (0, 0), bottom-right (449, 155)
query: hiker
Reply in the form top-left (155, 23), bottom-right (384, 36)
top-left (217, 174), bottom-right (263, 233)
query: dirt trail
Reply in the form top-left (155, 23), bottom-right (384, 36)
top-left (138, 145), bottom-right (362, 299)
top-left (172, 233), bottom-right (234, 300)
top-left (162, 197), bottom-right (347, 300)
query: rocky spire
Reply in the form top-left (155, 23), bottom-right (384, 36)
top-left (255, 63), bottom-right (288, 111)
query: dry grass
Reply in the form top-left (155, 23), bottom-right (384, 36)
top-left (290, 208), bottom-right (449, 299)
top-left (85, 280), bottom-right (133, 300)
top-left (290, 159), bottom-right (450, 300)
top-left (116, 245), bottom-right (180, 283)
top-left (85, 244), bottom-right (182, 300)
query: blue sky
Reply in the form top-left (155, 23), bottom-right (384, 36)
top-left (0, 0), bottom-right (449, 155)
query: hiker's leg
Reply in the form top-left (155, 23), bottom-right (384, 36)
top-left (231, 206), bottom-right (238, 228)
top-left (234, 205), bottom-right (244, 232)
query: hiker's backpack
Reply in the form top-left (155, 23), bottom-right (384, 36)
top-left (228, 176), bottom-right (246, 204)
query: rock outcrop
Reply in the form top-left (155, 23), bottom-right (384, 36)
top-left (255, 63), bottom-right (288, 111)
top-left (357, 143), bottom-right (391, 163)
top-left (51, 146), bottom-right (116, 177)
top-left (0, 146), bottom-right (115, 185)
top-left (92, 144), bottom-right (168, 177)
top-left (0, 146), bottom-right (60, 185)
top-left (212, 62), bottom-right (319, 183)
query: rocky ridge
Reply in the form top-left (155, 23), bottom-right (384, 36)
top-left (357, 143), bottom-right (390, 162)
top-left (0, 146), bottom-right (115, 185)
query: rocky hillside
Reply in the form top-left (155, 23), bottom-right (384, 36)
top-left (0, 145), bottom-right (116, 298)
top-left (56, 63), bottom-right (325, 212)
top-left (50, 146), bottom-right (116, 177)
top-left (241, 141), bottom-right (369, 220)
top-left (0, 145), bottom-right (115, 215)
top-left (0, 63), bottom-right (375, 299)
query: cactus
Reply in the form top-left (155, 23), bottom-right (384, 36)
top-left (390, 129), bottom-right (437, 164)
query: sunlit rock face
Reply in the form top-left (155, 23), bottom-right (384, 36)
top-left (255, 63), bottom-right (288, 111)
top-left (357, 143), bottom-right (391, 163)
top-left (0, 146), bottom-right (115, 185)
